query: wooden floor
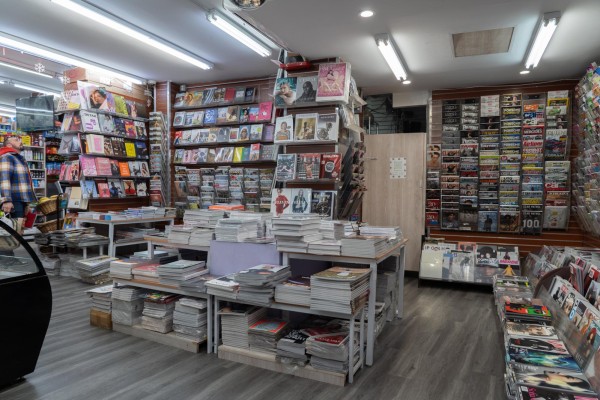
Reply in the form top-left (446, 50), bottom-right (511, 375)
top-left (0, 276), bottom-right (506, 400)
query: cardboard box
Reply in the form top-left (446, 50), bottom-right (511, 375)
top-left (90, 309), bottom-right (113, 330)
top-left (63, 67), bottom-right (147, 100)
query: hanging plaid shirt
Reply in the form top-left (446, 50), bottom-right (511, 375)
top-left (0, 150), bottom-right (36, 203)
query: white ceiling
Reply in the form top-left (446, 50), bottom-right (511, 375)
top-left (0, 0), bottom-right (599, 104)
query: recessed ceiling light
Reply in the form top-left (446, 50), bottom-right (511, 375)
top-left (402, 80), bottom-right (412, 85)
top-left (520, 70), bottom-right (530, 75)
top-left (360, 10), bottom-right (374, 18)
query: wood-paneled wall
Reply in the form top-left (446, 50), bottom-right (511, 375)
top-left (428, 80), bottom-right (585, 256)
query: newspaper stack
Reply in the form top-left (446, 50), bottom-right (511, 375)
top-left (319, 220), bottom-right (346, 240)
top-left (235, 264), bottom-right (291, 306)
top-left (215, 218), bottom-right (259, 242)
top-left (205, 274), bottom-right (240, 300)
top-left (110, 258), bottom-right (156, 280)
top-left (86, 284), bottom-right (113, 313)
top-left (274, 276), bottom-right (311, 306)
top-left (173, 297), bottom-right (208, 342)
top-left (74, 255), bottom-right (118, 284)
top-left (248, 318), bottom-right (290, 354)
top-left (306, 331), bottom-right (358, 373)
top-left (167, 225), bottom-right (194, 244)
top-left (272, 215), bottom-right (322, 253)
top-left (310, 267), bottom-right (370, 315)
top-left (111, 286), bottom-right (147, 326)
top-left (179, 274), bottom-right (219, 293)
top-left (188, 228), bottom-right (214, 246)
top-left (132, 264), bottom-right (160, 283)
top-left (182, 209), bottom-right (224, 228)
top-left (157, 259), bottom-right (208, 287)
top-left (219, 305), bottom-right (266, 348)
top-left (340, 236), bottom-right (390, 258)
top-left (307, 240), bottom-right (342, 255)
top-left (276, 329), bottom-right (309, 365)
top-left (141, 292), bottom-right (180, 333)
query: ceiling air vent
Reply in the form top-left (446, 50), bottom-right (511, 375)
top-left (452, 27), bottom-right (514, 57)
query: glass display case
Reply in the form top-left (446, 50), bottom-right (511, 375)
top-left (0, 220), bottom-right (52, 388)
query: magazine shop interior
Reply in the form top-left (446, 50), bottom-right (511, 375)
top-left (1, 1), bottom-right (600, 399)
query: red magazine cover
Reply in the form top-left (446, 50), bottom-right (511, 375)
top-left (320, 153), bottom-right (341, 179)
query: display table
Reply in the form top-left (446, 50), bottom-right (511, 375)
top-left (213, 295), bottom-right (365, 384)
top-left (76, 217), bottom-right (175, 257)
top-left (281, 238), bottom-right (408, 366)
top-left (143, 234), bottom-right (210, 258)
top-left (112, 278), bottom-right (212, 354)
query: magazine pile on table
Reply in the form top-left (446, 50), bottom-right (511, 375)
top-left (310, 267), bottom-right (370, 315)
top-left (236, 264), bottom-right (291, 306)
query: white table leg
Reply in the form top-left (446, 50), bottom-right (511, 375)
top-left (148, 241), bottom-right (154, 258)
top-left (207, 295), bottom-right (212, 354)
top-left (348, 312), bottom-right (355, 384)
top-left (108, 223), bottom-right (115, 257)
top-left (366, 260), bottom-right (377, 366)
top-left (99, 245), bottom-right (104, 256)
top-left (82, 247), bottom-right (87, 259)
top-left (214, 298), bottom-right (220, 354)
top-left (360, 307), bottom-right (365, 368)
top-left (397, 246), bottom-right (405, 319)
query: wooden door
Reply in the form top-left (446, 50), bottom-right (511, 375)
top-left (363, 133), bottom-right (426, 271)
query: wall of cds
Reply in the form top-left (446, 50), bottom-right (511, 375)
top-left (426, 91), bottom-right (571, 234)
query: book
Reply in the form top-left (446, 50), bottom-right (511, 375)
top-left (296, 75), bottom-right (318, 104)
top-left (233, 147), bottom-right (244, 163)
top-left (109, 159), bottom-right (120, 176)
top-left (123, 179), bottom-right (137, 196)
top-left (226, 106), bottom-right (239, 123)
top-left (216, 107), bottom-right (229, 124)
top-left (239, 107), bottom-right (251, 123)
top-left (320, 153), bottom-right (341, 179)
top-left (248, 106), bottom-right (260, 123)
top-left (276, 154), bottom-right (297, 181)
top-left (136, 181), bottom-right (148, 196)
top-left (79, 155), bottom-right (98, 177)
top-left (316, 113), bottom-right (339, 141)
top-left (249, 144), bottom-right (261, 161)
top-left (203, 108), bottom-right (218, 125)
top-left (173, 111), bottom-right (186, 127)
top-left (238, 126), bottom-right (250, 141)
top-left (97, 182), bottom-right (110, 198)
top-left (107, 179), bottom-right (124, 198)
top-left (316, 62), bottom-right (351, 102)
top-left (135, 141), bottom-right (148, 158)
top-left (249, 124), bottom-right (263, 141)
top-left (124, 142), bottom-right (137, 158)
top-left (118, 161), bottom-right (131, 177)
top-left (275, 115), bottom-right (294, 142)
top-left (294, 113), bottom-right (318, 141)
top-left (95, 157), bottom-right (113, 176)
top-left (124, 120), bottom-right (136, 138)
top-left (81, 180), bottom-right (98, 199)
top-left (271, 188), bottom-right (292, 216)
top-left (244, 87), bottom-right (256, 102)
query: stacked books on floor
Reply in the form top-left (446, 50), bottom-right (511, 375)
top-left (494, 275), bottom-right (600, 400)
top-left (74, 255), bottom-right (118, 284)
top-left (111, 286), bottom-right (147, 326)
top-left (310, 267), bottom-right (370, 315)
top-left (215, 218), bottom-right (259, 242)
top-left (272, 214), bottom-right (322, 253)
top-left (206, 274), bottom-right (240, 299)
top-left (141, 292), bottom-right (180, 333)
top-left (236, 264), bottom-right (291, 306)
top-left (219, 305), bottom-right (266, 348)
top-left (86, 284), bottom-right (113, 313)
top-left (157, 259), bottom-right (208, 288)
top-left (173, 297), bottom-right (208, 342)
top-left (274, 276), bottom-right (311, 307)
top-left (248, 318), bottom-right (290, 354)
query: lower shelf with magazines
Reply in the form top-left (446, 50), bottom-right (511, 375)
top-left (213, 295), bottom-right (365, 385)
top-left (112, 279), bottom-right (212, 354)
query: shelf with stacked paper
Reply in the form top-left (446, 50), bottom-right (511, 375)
top-left (112, 275), bottom-right (212, 353)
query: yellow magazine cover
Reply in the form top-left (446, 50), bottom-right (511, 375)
top-left (233, 146), bottom-right (244, 163)
top-left (124, 142), bottom-right (136, 157)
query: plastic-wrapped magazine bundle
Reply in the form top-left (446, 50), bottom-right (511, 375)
top-left (173, 297), bottom-right (208, 341)
top-left (111, 286), bottom-right (148, 326)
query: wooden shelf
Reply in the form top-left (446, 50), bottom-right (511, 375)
top-left (217, 345), bottom-right (349, 387)
top-left (113, 323), bottom-right (204, 353)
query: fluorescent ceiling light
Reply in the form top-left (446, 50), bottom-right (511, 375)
top-left (0, 61), bottom-right (53, 78)
top-left (524, 12), bottom-right (560, 69)
top-left (375, 34), bottom-right (407, 81)
top-left (0, 31), bottom-right (145, 85)
top-left (520, 70), bottom-right (530, 75)
top-left (360, 10), bottom-right (374, 18)
top-left (207, 10), bottom-right (271, 57)
top-left (402, 80), bottom-right (412, 85)
top-left (50, 0), bottom-right (212, 70)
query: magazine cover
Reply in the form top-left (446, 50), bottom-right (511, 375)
top-left (296, 153), bottom-right (321, 180)
top-left (107, 179), bottom-right (124, 198)
top-left (249, 124), bottom-right (263, 141)
top-left (275, 154), bottom-right (297, 182)
top-left (296, 75), bottom-right (318, 104)
top-left (271, 188), bottom-right (292, 216)
top-left (498, 245), bottom-right (520, 267)
top-left (80, 110), bottom-right (100, 132)
top-left (311, 190), bottom-right (336, 219)
top-left (543, 206), bottom-right (569, 229)
top-left (294, 113), bottom-right (318, 141)
top-left (449, 250), bottom-right (474, 282)
top-left (273, 77), bottom-right (297, 107)
top-left (316, 113), bottom-right (339, 141)
top-left (316, 62), bottom-right (351, 102)
top-left (203, 108), bottom-right (218, 125)
top-left (320, 153), bottom-right (341, 179)
top-left (477, 211), bottom-right (498, 232)
top-left (122, 179), bottom-right (137, 196)
top-left (275, 115), bottom-right (294, 142)
top-left (427, 144), bottom-right (442, 169)
top-left (290, 188), bottom-right (312, 214)
top-left (476, 245), bottom-right (498, 267)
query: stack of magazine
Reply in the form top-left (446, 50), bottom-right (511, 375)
top-left (183, 209), bottom-right (224, 228)
top-left (75, 255), bottom-right (118, 284)
top-left (215, 218), bottom-right (259, 242)
top-left (235, 264), bottom-right (291, 306)
top-left (219, 305), bottom-right (266, 348)
top-left (173, 297), bottom-right (208, 342)
top-left (272, 214), bottom-right (322, 253)
top-left (276, 329), bottom-right (310, 365)
top-left (340, 235), bottom-right (390, 258)
top-left (111, 286), bottom-right (147, 326)
top-left (157, 259), bottom-right (208, 288)
top-left (310, 267), bottom-right (370, 315)
top-left (274, 276), bottom-right (311, 306)
top-left (188, 228), bottom-right (214, 246)
top-left (86, 284), bottom-right (113, 313)
top-left (141, 292), bottom-right (180, 333)
top-left (167, 225), bottom-right (194, 244)
top-left (205, 274), bottom-right (240, 299)
top-left (248, 318), bottom-right (289, 354)
top-left (304, 325), bottom-right (357, 373)
top-left (319, 220), bottom-right (346, 240)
